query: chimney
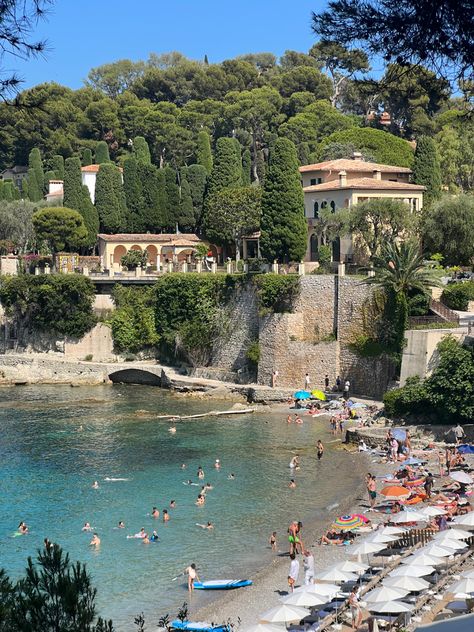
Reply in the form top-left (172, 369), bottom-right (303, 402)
top-left (339, 170), bottom-right (347, 187)
top-left (373, 169), bottom-right (382, 181)
top-left (352, 152), bottom-right (363, 161)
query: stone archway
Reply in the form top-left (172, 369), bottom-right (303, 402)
top-left (108, 369), bottom-right (161, 386)
top-left (113, 245), bottom-right (127, 265)
top-left (130, 244), bottom-right (142, 251)
top-left (145, 245), bottom-right (158, 267)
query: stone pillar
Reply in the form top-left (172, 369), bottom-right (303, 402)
top-left (367, 269), bottom-right (375, 278)
top-left (156, 254), bottom-right (161, 272)
top-left (135, 265), bottom-right (142, 278)
top-left (196, 260), bottom-right (202, 273)
top-left (182, 261), bottom-right (188, 273)
top-left (298, 261), bottom-right (305, 276)
top-left (226, 259), bottom-right (233, 274)
top-left (243, 262), bottom-right (249, 274)
top-left (44, 264), bottom-right (50, 275)
top-left (83, 266), bottom-right (89, 277)
top-left (211, 262), bottom-right (217, 274)
top-left (34, 266), bottom-right (40, 276)
top-left (108, 266), bottom-right (114, 278)
top-left (167, 261), bottom-right (174, 274)
top-left (338, 262), bottom-right (346, 277)
top-left (272, 260), bottom-right (279, 274)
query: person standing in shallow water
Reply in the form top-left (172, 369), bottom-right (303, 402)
top-left (317, 440), bottom-right (324, 460)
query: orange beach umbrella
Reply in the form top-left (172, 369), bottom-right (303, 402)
top-left (380, 485), bottom-right (411, 501)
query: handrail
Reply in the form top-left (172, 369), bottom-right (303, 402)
top-left (430, 298), bottom-right (460, 324)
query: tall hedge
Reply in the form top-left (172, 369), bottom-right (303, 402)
top-left (260, 138), bottom-right (307, 262)
top-left (81, 148), bottom-right (93, 166)
top-left (133, 136), bottom-right (151, 164)
top-left (28, 148), bottom-right (44, 195)
top-left (206, 137), bottom-right (242, 198)
top-left (63, 157), bottom-right (99, 246)
top-left (140, 163), bottom-right (166, 230)
top-left (27, 167), bottom-right (41, 202)
top-left (51, 155), bottom-right (65, 180)
top-left (413, 135), bottom-right (442, 205)
top-left (95, 141), bottom-right (110, 164)
top-left (183, 164), bottom-right (208, 227)
top-left (196, 130), bottom-right (213, 175)
top-left (179, 170), bottom-right (195, 229)
top-left (163, 166), bottom-right (180, 229)
top-left (94, 163), bottom-right (126, 232)
top-left (123, 157), bottom-right (145, 231)
top-left (242, 148), bottom-right (252, 186)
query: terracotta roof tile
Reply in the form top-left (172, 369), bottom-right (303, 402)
top-left (98, 233), bottom-right (201, 243)
top-left (81, 164), bottom-right (123, 173)
top-left (303, 178), bottom-right (425, 192)
top-left (299, 158), bottom-right (412, 174)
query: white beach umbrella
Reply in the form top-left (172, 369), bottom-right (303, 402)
top-left (389, 565), bottom-right (435, 578)
top-left (420, 506), bottom-right (447, 517)
top-left (448, 577), bottom-right (474, 595)
top-left (453, 513), bottom-right (474, 528)
top-left (281, 591), bottom-right (328, 607)
top-left (365, 586), bottom-right (409, 603)
top-left (450, 471), bottom-right (473, 485)
top-left (259, 604), bottom-right (309, 623)
top-left (331, 560), bottom-right (367, 573)
top-left (423, 542), bottom-right (461, 556)
top-left (377, 526), bottom-right (407, 536)
top-left (444, 528), bottom-right (473, 539)
top-left (432, 536), bottom-right (468, 551)
top-left (402, 552), bottom-right (442, 566)
top-left (365, 532), bottom-right (398, 544)
top-left (461, 569), bottom-right (474, 579)
top-left (368, 601), bottom-right (413, 614)
top-left (313, 568), bottom-right (357, 583)
top-left (351, 541), bottom-right (385, 556)
top-left (389, 509), bottom-right (426, 523)
top-left (383, 575), bottom-right (430, 591)
top-left (245, 624), bottom-right (287, 632)
top-left (294, 583), bottom-right (341, 597)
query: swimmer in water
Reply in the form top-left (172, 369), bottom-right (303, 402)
top-left (214, 459), bottom-right (221, 469)
top-left (118, 521), bottom-right (125, 529)
top-left (196, 494), bottom-right (205, 506)
top-left (150, 530), bottom-right (159, 542)
top-left (142, 533), bottom-right (150, 544)
top-left (92, 481), bottom-right (99, 489)
top-left (317, 440), bottom-right (324, 460)
top-left (163, 509), bottom-right (170, 523)
top-left (228, 473), bottom-right (235, 480)
top-left (89, 533), bottom-right (100, 546)
top-left (289, 455), bottom-right (300, 469)
top-left (18, 521), bottom-right (28, 534)
top-left (197, 521), bottom-right (214, 529)
top-left (289, 479), bottom-right (296, 488)
top-left (82, 522), bottom-right (92, 532)
top-left (287, 415), bottom-right (292, 424)
top-left (170, 500), bottom-right (176, 508)
top-left (295, 415), bottom-right (303, 425)
top-left (78, 425), bottom-right (83, 431)
top-left (197, 466), bottom-right (205, 479)
top-left (168, 426), bottom-right (176, 434)
top-left (181, 464), bottom-right (186, 469)
top-left (204, 482), bottom-right (213, 490)
top-left (127, 528), bottom-right (146, 539)
top-left (151, 507), bottom-right (160, 519)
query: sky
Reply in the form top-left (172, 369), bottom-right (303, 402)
top-left (10, 0), bottom-right (331, 90)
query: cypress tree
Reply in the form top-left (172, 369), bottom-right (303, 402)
top-left (63, 157), bottom-right (99, 247)
top-left (242, 148), bottom-right (252, 186)
top-left (44, 170), bottom-right (56, 191)
top-left (27, 167), bottom-right (41, 202)
top-left (51, 155), bottom-right (65, 179)
top-left (94, 163), bottom-right (126, 233)
top-left (206, 137), bottom-right (242, 198)
top-left (28, 148), bottom-right (44, 196)
top-left (123, 157), bottom-right (145, 231)
top-left (413, 135), bottom-right (442, 206)
top-left (140, 164), bottom-right (166, 231)
top-left (21, 178), bottom-right (28, 200)
top-left (133, 136), bottom-right (151, 164)
top-left (12, 182), bottom-right (20, 200)
top-left (196, 130), bottom-right (213, 175)
top-left (179, 170), bottom-right (195, 230)
top-left (2, 180), bottom-right (14, 201)
top-left (81, 148), bottom-right (93, 166)
top-left (95, 141), bottom-right (110, 164)
top-left (0, 181), bottom-right (4, 199)
top-left (183, 164), bottom-right (207, 228)
top-left (163, 166), bottom-right (180, 230)
top-left (260, 138), bottom-right (307, 263)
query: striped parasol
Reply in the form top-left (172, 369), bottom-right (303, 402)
top-left (331, 514), bottom-right (365, 531)
top-left (380, 485), bottom-right (411, 500)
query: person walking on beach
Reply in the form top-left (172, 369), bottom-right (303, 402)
top-left (288, 553), bottom-right (300, 593)
top-left (303, 549), bottom-right (314, 585)
top-left (304, 373), bottom-right (310, 390)
top-left (186, 563), bottom-right (200, 591)
top-left (270, 531), bottom-right (277, 552)
top-left (349, 586), bottom-right (362, 630)
top-left (368, 475), bottom-right (377, 509)
top-left (452, 423), bottom-right (466, 445)
top-left (424, 472), bottom-right (434, 498)
top-left (288, 520), bottom-right (299, 555)
top-left (324, 374), bottom-right (330, 390)
top-left (272, 370), bottom-right (278, 388)
top-left (343, 379), bottom-right (350, 400)
top-left (317, 440), bottom-right (324, 460)
top-left (336, 375), bottom-right (341, 390)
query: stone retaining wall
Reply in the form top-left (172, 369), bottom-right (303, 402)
top-left (0, 355), bottom-right (110, 385)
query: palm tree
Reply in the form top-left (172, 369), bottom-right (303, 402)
top-left (364, 240), bottom-right (440, 355)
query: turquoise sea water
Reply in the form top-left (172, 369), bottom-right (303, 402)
top-left (0, 385), bottom-right (364, 629)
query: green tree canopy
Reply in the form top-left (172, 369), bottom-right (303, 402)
top-left (32, 207), bottom-right (88, 254)
top-left (260, 138), bottom-right (307, 262)
top-left (133, 135), bottom-right (151, 164)
top-left (196, 130), bottom-right (213, 174)
top-left (178, 170), bottom-right (195, 230)
top-left (94, 164), bottom-right (126, 233)
top-left (95, 141), bottom-right (110, 164)
top-left (63, 157), bottom-right (99, 247)
top-left (28, 147), bottom-right (45, 195)
top-left (206, 137), bottom-right (242, 198)
top-left (412, 135), bottom-right (442, 205)
top-left (183, 164), bottom-right (208, 227)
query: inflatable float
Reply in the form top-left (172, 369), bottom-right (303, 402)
top-left (193, 579), bottom-right (252, 590)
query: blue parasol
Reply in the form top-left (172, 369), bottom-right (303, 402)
top-left (397, 457), bottom-right (424, 468)
top-left (392, 428), bottom-right (407, 441)
top-left (294, 390), bottom-right (311, 400)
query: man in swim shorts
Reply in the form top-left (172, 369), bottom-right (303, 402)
top-left (288, 520), bottom-right (299, 554)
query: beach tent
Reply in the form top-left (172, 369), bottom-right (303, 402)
top-left (433, 534), bottom-right (468, 549)
top-left (313, 568), bottom-right (357, 583)
top-left (259, 605), bottom-right (309, 623)
top-left (365, 532), bottom-right (398, 544)
top-left (351, 541), bottom-right (385, 556)
top-left (450, 471), bottom-right (473, 485)
top-left (295, 583), bottom-right (341, 597)
top-left (415, 613), bottom-right (474, 632)
top-left (423, 542), bottom-right (462, 555)
top-left (281, 591), bottom-right (328, 607)
top-left (383, 576), bottom-right (430, 591)
top-left (377, 527), bottom-right (408, 536)
top-left (453, 513), bottom-right (474, 528)
top-left (389, 565), bottom-right (435, 577)
top-left (443, 528), bottom-right (473, 539)
top-left (365, 586), bottom-right (409, 603)
top-left (457, 445), bottom-right (474, 455)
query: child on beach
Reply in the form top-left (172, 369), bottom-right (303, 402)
top-left (269, 531), bottom-right (277, 551)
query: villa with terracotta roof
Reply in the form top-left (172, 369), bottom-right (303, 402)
top-left (299, 152), bottom-right (425, 262)
top-left (45, 164), bottom-right (123, 204)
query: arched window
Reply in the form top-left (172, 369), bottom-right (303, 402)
top-left (321, 200), bottom-right (328, 210)
top-left (330, 201), bottom-right (336, 214)
top-left (310, 234), bottom-right (319, 261)
top-left (313, 201), bottom-right (319, 219)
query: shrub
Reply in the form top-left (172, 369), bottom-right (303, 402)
top-left (441, 281), bottom-right (474, 311)
top-left (349, 334), bottom-right (386, 357)
top-left (318, 244), bottom-right (332, 266)
top-left (120, 248), bottom-right (148, 270)
top-left (383, 377), bottom-right (429, 416)
top-left (246, 340), bottom-right (260, 365)
top-left (254, 274), bottom-right (300, 314)
top-left (110, 285), bottom-right (159, 353)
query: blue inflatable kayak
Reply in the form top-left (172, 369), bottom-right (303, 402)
top-left (193, 579), bottom-right (252, 590)
top-left (171, 621), bottom-right (230, 632)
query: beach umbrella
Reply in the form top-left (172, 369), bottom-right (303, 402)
top-left (311, 390), bottom-right (326, 401)
top-left (380, 485), bottom-right (411, 500)
top-left (420, 543), bottom-right (455, 557)
top-left (389, 509), bottom-right (426, 523)
top-left (259, 604), bottom-right (309, 623)
top-left (377, 526), bottom-right (407, 536)
top-left (368, 601), bottom-right (412, 614)
top-left (448, 578), bottom-right (474, 595)
top-left (365, 532), bottom-right (398, 544)
top-left (450, 471), bottom-right (473, 485)
top-left (420, 506), bottom-right (447, 517)
top-left (426, 538), bottom-right (467, 552)
top-left (398, 457), bottom-right (423, 467)
top-left (245, 625), bottom-right (287, 632)
top-left (383, 576), bottom-right (430, 591)
top-left (313, 568), bottom-right (357, 583)
top-left (281, 591), bottom-right (328, 607)
top-left (453, 513), bottom-right (474, 528)
top-left (351, 541), bottom-right (385, 556)
top-left (349, 402), bottom-right (366, 409)
top-left (389, 565), bottom-right (435, 578)
top-left (294, 390), bottom-right (311, 400)
top-left (445, 528), bottom-right (473, 539)
top-left (365, 586), bottom-right (409, 603)
top-left (295, 583), bottom-right (341, 597)
top-left (402, 553), bottom-right (441, 567)
top-left (461, 569), bottom-right (474, 579)
top-left (331, 560), bottom-right (367, 573)
top-left (331, 514), bottom-right (365, 531)
top-left (404, 477), bottom-right (426, 488)
top-left (391, 429), bottom-right (407, 442)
